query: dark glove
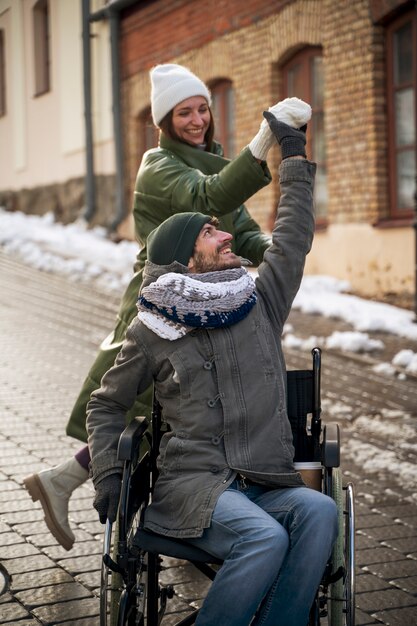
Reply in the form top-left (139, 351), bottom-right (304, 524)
top-left (263, 111), bottom-right (307, 160)
top-left (93, 474), bottom-right (122, 524)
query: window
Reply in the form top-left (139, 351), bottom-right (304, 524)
top-left (33, 0), bottom-right (50, 96)
top-left (0, 30), bottom-right (5, 116)
top-left (283, 47), bottom-right (327, 219)
top-left (210, 80), bottom-right (235, 158)
top-left (386, 10), bottom-right (416, 217)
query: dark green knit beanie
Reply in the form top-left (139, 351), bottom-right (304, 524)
top-left (147, 212), bottom-right (211, 266)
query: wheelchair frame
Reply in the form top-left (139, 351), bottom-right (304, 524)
top-left (100, 348), bottom-right (355, 626)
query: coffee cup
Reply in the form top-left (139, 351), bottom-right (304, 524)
top-left (293, 461), bottom-right (322, 491)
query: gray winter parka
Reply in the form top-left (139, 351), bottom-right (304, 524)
top-left (87, 158), bottom-right (316, 539)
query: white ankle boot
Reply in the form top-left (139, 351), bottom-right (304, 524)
top-left (24, 457), bottom-right (89, 551)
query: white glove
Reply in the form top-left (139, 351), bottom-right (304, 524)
top-left (268, 97), bottom-right (312, 128)
top-left (248, 97), bottom-right (312, 161)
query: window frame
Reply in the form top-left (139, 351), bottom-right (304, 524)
top-left (282, 46), bottom-right (327, 225)
top-left (386, 9), bottom-right (416, 220)
top-left (209, 79), bottom-right (235, 158)
top-left (33, 0), bottom-right (51, 97)
top-left (0, 30), bottom-right (5, 116)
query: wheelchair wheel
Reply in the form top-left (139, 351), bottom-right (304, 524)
top-left (114, 509), bottom-right (148, 626)
top-left (345, 482), bottom-right (355, 626)
top-left (100, 520), bottom-right (123, 626)
top-left (328, 468), bottom-right (344, 626)
top-left (327, 469), bottom-right (355, 626)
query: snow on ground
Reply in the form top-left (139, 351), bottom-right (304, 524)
top-left (1, 208), bottom-right (417, 373)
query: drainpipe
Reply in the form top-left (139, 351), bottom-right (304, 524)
top-left (81, 0), bottom-right (95, 222)
top-left (412, 2), bottom-right (417, 320)
top-left (108, 10), bottom-right (124, 231)
top-left (86, 0), bottom-right (138, 231)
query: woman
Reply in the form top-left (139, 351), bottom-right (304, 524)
top-left (23, 63), bottom-right (311, 550)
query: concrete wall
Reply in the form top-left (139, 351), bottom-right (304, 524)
top-left (0, 0), bottom-right (115, 224)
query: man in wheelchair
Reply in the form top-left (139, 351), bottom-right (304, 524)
top-left (87, 113), bottom-right (338, 626)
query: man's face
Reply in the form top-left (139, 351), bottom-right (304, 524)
top-left (188, 223), bottom-right (241, 273)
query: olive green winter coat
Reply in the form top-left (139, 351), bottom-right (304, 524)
top-left (67, 135), bottom-right (272, 442)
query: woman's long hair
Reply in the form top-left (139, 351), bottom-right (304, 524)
top-left (158, 106), bottom-right (215, 151)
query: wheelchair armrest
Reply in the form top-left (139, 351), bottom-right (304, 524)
top-left (117, 416), bottom-right (149, 462)
top-left (322, 423), bottom-right (340, 468)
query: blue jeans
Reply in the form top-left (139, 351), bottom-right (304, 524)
top-left (188, 480), bottom-right (338, 626)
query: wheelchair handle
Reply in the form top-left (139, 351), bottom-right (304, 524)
top-left (117, 416), bottom-right (149, 461)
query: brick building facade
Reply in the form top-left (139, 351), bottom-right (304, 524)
top-left (118, 0), bottom-right (416, 300)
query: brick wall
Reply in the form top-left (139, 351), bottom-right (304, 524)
top-left (118, 0), bottom-right (415, 297)
top-left (322, 0), bottom-right (388, 224)
top-left (120, 0), bottom-right (293, 78)
top-left (121, 0), bottom-right (324, 227)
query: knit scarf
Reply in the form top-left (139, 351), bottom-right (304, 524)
top-left (137, 267), bottom-right (257, 340)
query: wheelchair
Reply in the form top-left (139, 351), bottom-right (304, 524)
top-left (99, 348), bottom-right (355, 626)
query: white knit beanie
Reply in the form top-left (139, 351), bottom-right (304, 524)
top-left (150, 64), bottom-right (212, 126)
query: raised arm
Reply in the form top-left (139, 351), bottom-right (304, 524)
top-left (256, 117), bottom-right (316, 331)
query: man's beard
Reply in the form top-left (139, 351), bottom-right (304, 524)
top-left (191, 249), bottom-right (242, 273)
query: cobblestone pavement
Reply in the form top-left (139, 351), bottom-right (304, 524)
top-left (1, 251), bottom-right (416, 625)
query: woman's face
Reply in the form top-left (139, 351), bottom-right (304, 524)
top-left (171, 96), bottom-right (211, 146)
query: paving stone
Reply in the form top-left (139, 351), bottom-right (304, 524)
top-left (390, 575), bottom-right (417, 595)
top-left (27, 528), bottom-right (93, 548)
top-left (58, 617), bottom-right (100, 626)
top-left (363, 558), bottom-right (417, 580)
top-left (174, 579), bottom-right (212, 602)
top-left (0, 599), bottom-right (32, 621)
top-left (0, 531), bottom-right (26, 545)
top-left (357, 587), bottom-right (417, 613)
top-left (381, 536), bottom-right (417, 554)
top-left (161, 557), bottom-right (188, 568)
top-left (0, 592), bottom-right (13, 605)
top-left (162, 593), bottom-right (193, 613)
top-left (355, 532), bottom-right (381, 549)
top-left (11, 567), bottom-right (74, 591)
top-left (14, 581), bottom-right (93, 608)
top-left (354, 606), bottom-right (385, 624)
top-left (356, 514), bottom-right (398, 530)
top-left (160, 565), bottom-right (208, 586)
top-left (356, 547), bottom-right (407, 566)
top-left (44, 540), bottom-right (102, 561)
top-left (32, 596), bottom-right (99, 623)
top-left (161, 611), bottom-right (194, 626)
top-left (373, 504), bottom-right (417, 521)
top-left (0, 621), bottom-right (39, 626)
top-left (0, 498), bottom-right (42, 514)
top-left (365, 523), bottom-right (417, 541)
top-left (1, 541), bottom-right (41, 559)
top-left (58, 554), bottom-right (101, 575)
top-left (74, 571), bottom-right (101, 591)
top-left (5, 509), bottom-right (45, 524)
top-left (4, 554), bottom-right (57, 575)
top-left (356, 573), bottom-right (391, 593)
top-left (0, 489), bottom-right (29, 502)
top-left (11, 520), bottom-right (54, 535)
top-left (354, 501), bottom-right (375, 516)
top-left (70, 509), bottom-right (99, 524)
top-left (78, 520), bottom-right (103, 536)
top-left (372, 605), bottom-right (417, 626)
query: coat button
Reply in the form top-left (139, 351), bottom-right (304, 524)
top-left (210, 466), bottom-right (219, 474)
top-left (211, 436), bottom-right (221, 445)
top-left (203, 361), bottom-right (213, 370)
top-left (207, 399), bottom-right (216, 408)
